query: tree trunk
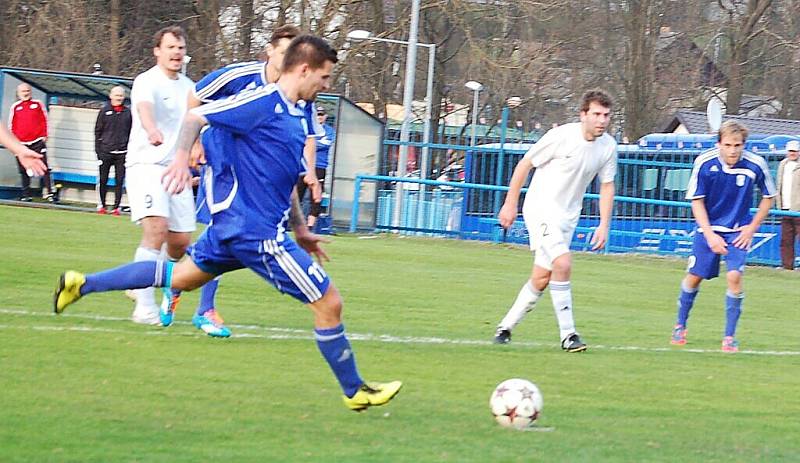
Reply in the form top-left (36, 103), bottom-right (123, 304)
top-left (109, 0), bottom-right (121, 74)
top-left (239, 0), bottom-right (254, 59)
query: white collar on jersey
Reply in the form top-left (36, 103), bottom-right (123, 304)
top-left (267, 83), bottom-right (305, 117)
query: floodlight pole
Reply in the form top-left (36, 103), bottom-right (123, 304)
top-left (347, 30), bottom-right (436, 231)
top-left (394, 0), bottom-right (420, 229)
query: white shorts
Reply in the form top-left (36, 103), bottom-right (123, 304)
top-left (126, 163), bottom-right (196, 232)
top-left (523, 215), bottom-right (575, 271)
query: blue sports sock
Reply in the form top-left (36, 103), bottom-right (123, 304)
top-left (81, 260), bottom-right (173, 296)
top-left (314, 324), bottom-right (363, 398)
top-left (196, 277), bottom-right (220, 316)
top-left (676, 282), bottom-right (699, 327)
top-left (725, 291), bottom-right (744, 337)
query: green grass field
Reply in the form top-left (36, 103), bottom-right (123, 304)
top-left (1, 204), bottom-right (798, 462)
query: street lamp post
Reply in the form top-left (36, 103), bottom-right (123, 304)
top-left (465, 81), bottom-right (483, 149)
top-left (347, 21), bottom-right (438, 229)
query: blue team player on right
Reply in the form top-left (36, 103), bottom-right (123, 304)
top-left (54, 35), bottom-right (402, 411)
top-left (671, 121), bottom-right (776, 353)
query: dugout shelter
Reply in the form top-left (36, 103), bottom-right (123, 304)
top-left (0, 66), bottom-right (133, 201)
top-left (0, 67), bottom-right (385, 228)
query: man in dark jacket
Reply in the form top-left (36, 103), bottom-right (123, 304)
top-left (94, 86), bottom-right (132, 215)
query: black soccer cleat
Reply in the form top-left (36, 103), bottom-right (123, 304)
top-left (493, 328), bottom-right (512, 344)
top-left (561, 333), bottom-right (587, 353)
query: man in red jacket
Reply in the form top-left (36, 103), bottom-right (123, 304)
top-left (9, 83), bottom-right (53, 201)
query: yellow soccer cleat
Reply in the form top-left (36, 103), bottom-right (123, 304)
top-left (343, 380), bottom-right (403, 412)
top-left (54, 271), bottom-right (86, 314)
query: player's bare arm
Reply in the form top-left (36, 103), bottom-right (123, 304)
top-left (0, 125), bottom-right (46, 175)
top-left (691, 198), bottom-right (727, 255)
top-left (137, 101), bottom-right (164, 146)
top-left (186, 93), bottom-right (206, 167)
top-left (289, 188), bottom-right (330, 263)
top-left (498, 160), bottom-right (534, 228)
top-left (732, 196), bottom-right (774, 249)
top-left (303, 137), bottom-right (321, 202)
top-left (591, 181), bottom-right (615, 250)
top-left (162, 112), bottom-right (207, 194)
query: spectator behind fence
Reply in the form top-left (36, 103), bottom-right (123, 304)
top-left (94, 86), bottom-right (132, 215)
top-left (9, 83), bottom-right (54, 202)
top-left (776, 140), bottom-right (800, 270)
top-left (296, 105), bottom-right (335, 228)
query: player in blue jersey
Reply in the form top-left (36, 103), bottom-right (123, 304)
top-left (54, 35), bottom-right (402, 411)
top-left (670, 121), bottom-right (776, 353)
top-left (184, 25), bottom-right (327, 338)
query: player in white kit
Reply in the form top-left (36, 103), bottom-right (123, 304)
top-left (492, 90), bottom-right (618, 352)
top-left (126, 26), bottom-right (196, 324)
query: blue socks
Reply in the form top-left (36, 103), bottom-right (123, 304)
top-left (196, 276), bottom-right (220, 316)
top-left (81, 260), bottom-right (173, 295)
top-left (314, 324), bottom-right (363, 398)
top-left (725, 291), bottom-right (744, 337)
top-left (676, 281), bottom-right (699, 327)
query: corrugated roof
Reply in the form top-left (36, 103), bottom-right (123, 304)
top-left (664, 110), bottom-right (800, 135)
top-left (1, 66), bottom-right (133, 101)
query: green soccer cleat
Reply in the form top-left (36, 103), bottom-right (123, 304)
top-left (343, 380), bottom-right (403, 412)
top-left (54, 271), bottom-right (86, 314)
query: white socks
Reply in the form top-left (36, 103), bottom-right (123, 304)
top-left (498, 281), bottom-right (543, 331)
top-left (133, 246), bottom-right (160, 309)
top-left (550, 280), bottom-right (575, 341)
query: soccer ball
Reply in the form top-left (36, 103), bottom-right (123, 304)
top-left (490, 378), bottom-right (543, 430)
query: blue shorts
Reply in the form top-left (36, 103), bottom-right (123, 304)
top-left (687, 231), bottom-right (747, 280)
top-left (188, 226), bottom-right (330, 304)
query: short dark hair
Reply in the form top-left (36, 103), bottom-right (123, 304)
top-left (270, 25), bottom-right (301, 45)
top-left (580, 90), bottom-right (613, 113)
top-left (153, 26), bottom-right (186, 48)
top-left (718, 120), bottom-right (749, 142)
top-left (282, 35), bottom-right (338, 72)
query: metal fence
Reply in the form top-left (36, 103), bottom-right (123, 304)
top-left (349, 174), bottom-right (800, 267)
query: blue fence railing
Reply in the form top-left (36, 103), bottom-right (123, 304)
top-left (349, 174), bottom-right (800, 267)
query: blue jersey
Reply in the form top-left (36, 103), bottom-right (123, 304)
top-left (193, 83), bottom-right (310, 241)
top-left (192, 62), bottom-right (323, 224)
top-left (316, 123), bottom-right (336, 169)
top-left (686, 149), bottom-right (776, 232)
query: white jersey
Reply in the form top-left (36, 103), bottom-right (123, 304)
top-left (522, 122), bottom-right (617, 225)
top-left (127, 66), bottom-right (194, 166)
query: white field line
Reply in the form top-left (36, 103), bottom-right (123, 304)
top-left (2, 308), bottom-right (798, 356)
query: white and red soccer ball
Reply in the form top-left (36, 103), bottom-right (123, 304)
top-left (490, 378), bottom-right (543, 430)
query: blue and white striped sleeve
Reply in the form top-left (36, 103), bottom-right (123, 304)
top-left (193, 62), bottom-right (263, 103)
top-left (754, 156), bottom-right (777, 197)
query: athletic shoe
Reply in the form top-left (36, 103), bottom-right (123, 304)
top-left (45, 194), bottom-right (55, 203)
top-left (561, 333), bottom-right (587, 352)
top-left (159, 288), bottom-right (180, 327)
top-left (53, 271), bottom-right (86, 314)
top-left (111, 208), bottom-right (121, 216)
top-left (192, 309), bottom-right (231, 338)
top-left (124, 289), bottom-right (137, 302)
top-left (670, 324), bottom-right (687, 345)
top-left (721, 336), bottom-right (739, 353)
top-left (131, 305), bottom-right (161, 325)
top-left (493, 328), bottom-right (512, 344)
top-left (342, 381), bottom-right (403, 412)
top-left (97, 207), bottom-right (107, 215)
top-left (19, 196), bottom-right (32, 202)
